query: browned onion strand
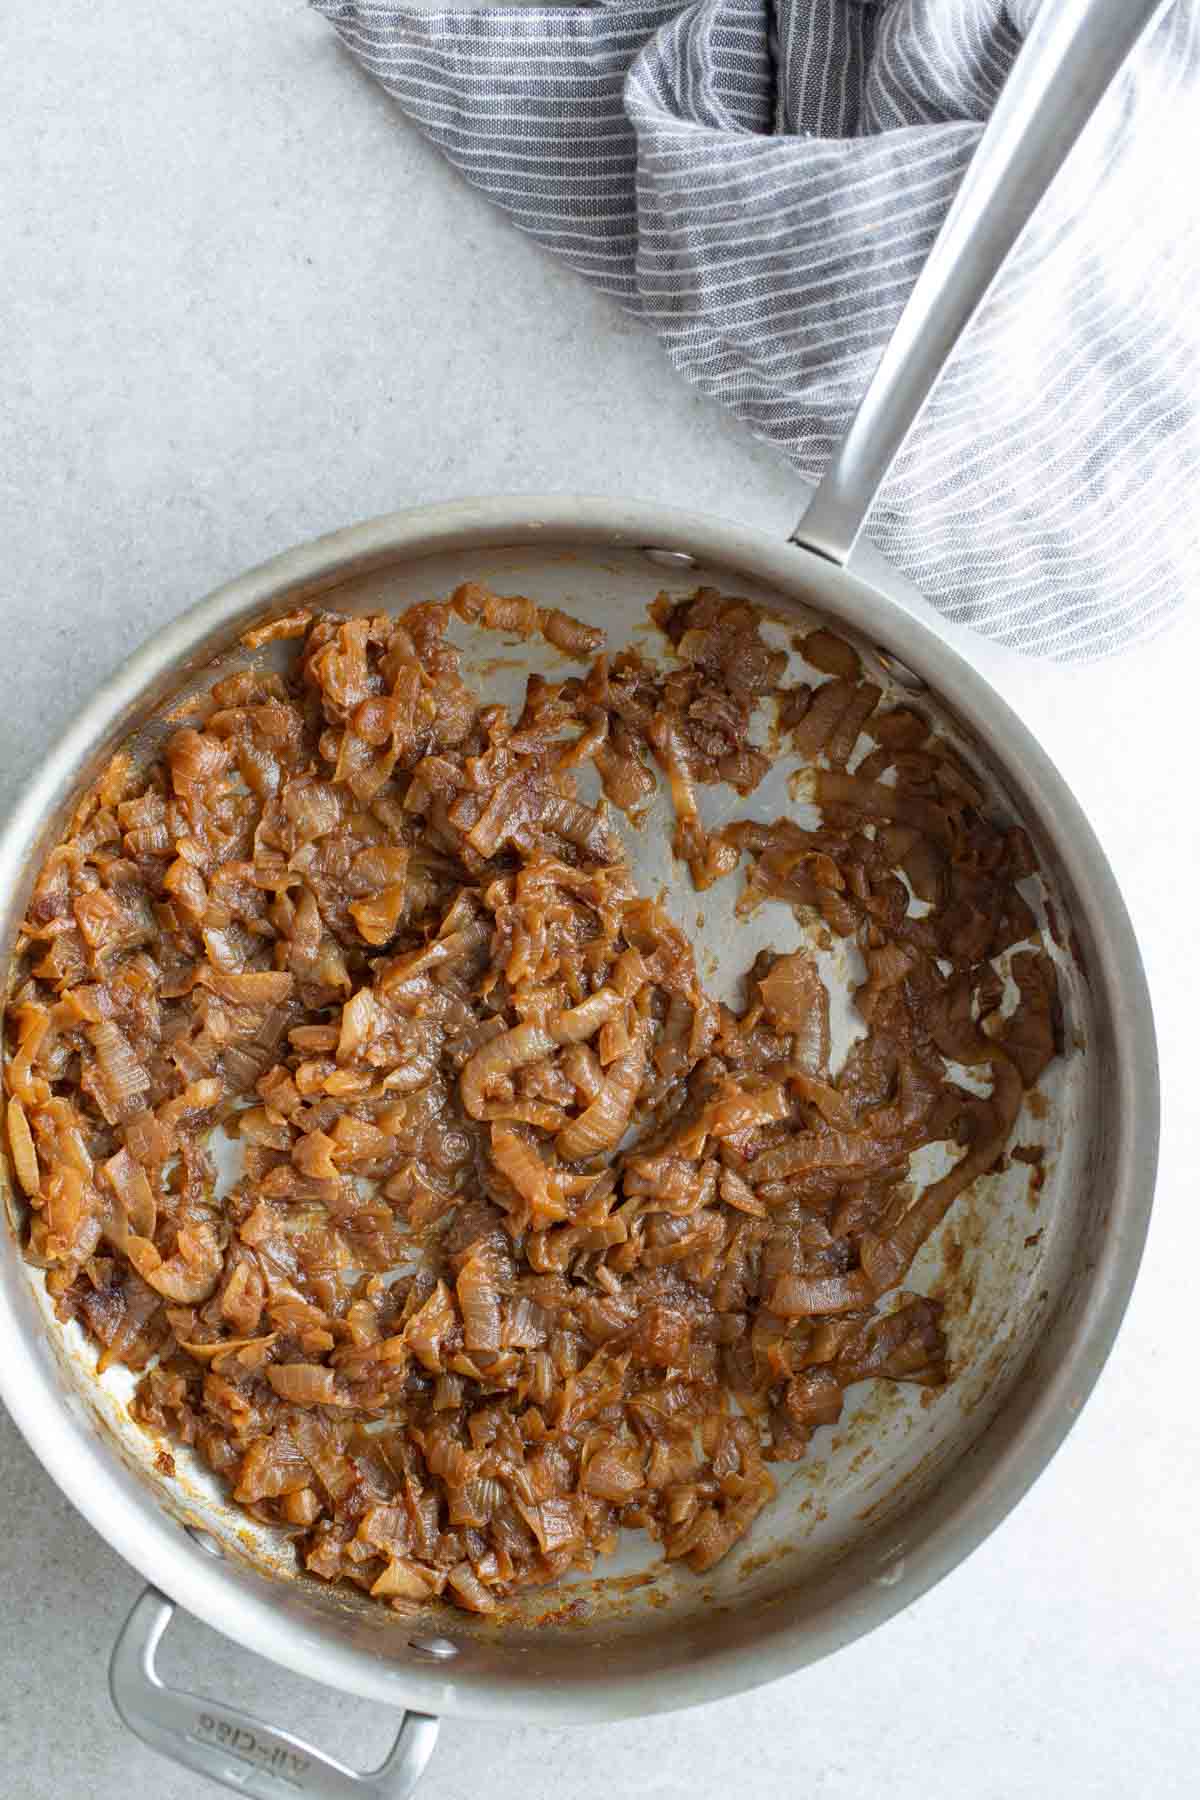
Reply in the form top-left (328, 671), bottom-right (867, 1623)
top-left (3, 584), bottom-right (1059, 1616)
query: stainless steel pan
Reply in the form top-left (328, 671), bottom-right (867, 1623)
top-left (0, 3), bottom-right (1163, 1795)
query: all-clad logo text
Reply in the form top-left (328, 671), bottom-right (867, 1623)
top-left (195, 1713), bottom-right (311, 1788)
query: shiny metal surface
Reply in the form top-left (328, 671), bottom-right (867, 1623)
top-left (793, 0), bottom-right (1173, 566)
top-left (0, 499), bottom-right (1158, 1739)
top-left (111, 1587), bottom-right (439, 1798)
top-left (0, 11), bottom-right (1162, 1789)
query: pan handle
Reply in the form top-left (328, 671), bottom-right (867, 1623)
top-left (791, 0), bottom-right (1172, 568)
top-left (110, 1586), bottom-right (440, 1800)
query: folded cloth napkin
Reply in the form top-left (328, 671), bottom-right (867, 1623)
top-left (309, 0), bottom-right (1200, 660)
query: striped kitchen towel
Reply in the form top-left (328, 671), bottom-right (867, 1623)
top-left (308, 0), bottom-right (1200, 660)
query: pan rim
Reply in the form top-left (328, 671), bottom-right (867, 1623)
top-left (0, 496), bottom-right (1159, 1723)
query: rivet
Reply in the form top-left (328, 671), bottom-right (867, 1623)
top-left (187, 1526), bottom-right (224, 1559)
top-left (642, 548), bottom-right (698, 569)
top-left (874, 647), bottom-right (927, 692)
top-left (408, 1636), bottom-right (459, 1661)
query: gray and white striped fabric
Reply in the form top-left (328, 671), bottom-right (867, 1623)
top-left (309, 0), bottom-right (1200, 660)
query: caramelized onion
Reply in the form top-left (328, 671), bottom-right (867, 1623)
top-left (5, 591), bottom-right (1058, 1616)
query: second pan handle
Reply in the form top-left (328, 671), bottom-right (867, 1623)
top-left (110, 1586), bottom-right (440, 1800)
top-left (792, 0), bottom-right (1173, 568)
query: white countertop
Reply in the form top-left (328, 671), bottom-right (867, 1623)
top-left (3, 4), bottom-right (1196, 1796)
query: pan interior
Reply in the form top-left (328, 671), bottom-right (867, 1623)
top-left (4, 536), bottom-right (1097, 1708)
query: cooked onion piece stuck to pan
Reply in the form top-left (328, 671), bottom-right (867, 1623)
top-left (3, 585), bottom-right (1058, 1614)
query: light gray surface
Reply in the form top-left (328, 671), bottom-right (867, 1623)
top-left (1, 4), bottom-right (1196, 1797)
